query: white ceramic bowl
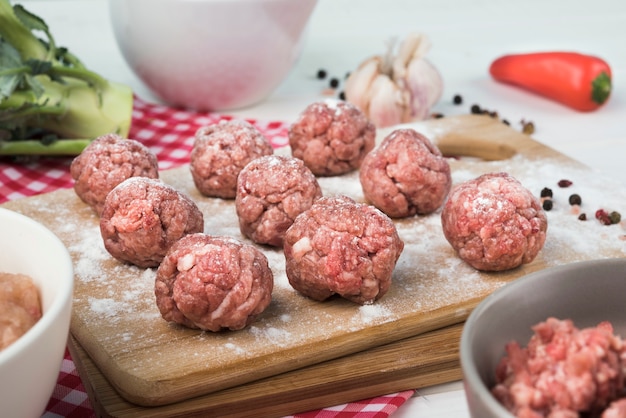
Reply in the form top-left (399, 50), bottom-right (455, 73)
top-left (460, 258), bottom-right (626, 418)
top-left (0, 208), bottom-right (74, 418)
top-left (109, 0), bottom-right (318, 111)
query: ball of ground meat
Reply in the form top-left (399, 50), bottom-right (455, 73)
top-left (155, 233), bottom-right (273, 332)
top-left (70, 133), bottom-right (159, 215)
top-left (440, 172), bottom-right (547, 271)
top-left (492, 318), bottom-right (626, 417)
top-left (190, 120), bottom-right (274, 199)
top-left (283, 195), bottom-right (404, 305)
top-left (360, 128), bottom-right (451, 217)
top-left (100, 177), bottom-right (204, 268)
top-left (236, 155), bottom-right (323, 247)
top-left (288, 99), bottom-right (376, 176)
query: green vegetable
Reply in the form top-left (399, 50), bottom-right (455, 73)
top-left (0, 0), bottom-right (133, 156)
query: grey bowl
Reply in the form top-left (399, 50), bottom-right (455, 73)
top-left (460, 257), bottom-right (626, 418)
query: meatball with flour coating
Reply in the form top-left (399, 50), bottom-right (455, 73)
top-left (283, 195), bottom-right (404, 304)
top-left (190, 120), bottom-right (273, 199)
top-left (155, 233), bottom-right (273, 331)
top-left (100, 177), bottom-right (204, 268)
top-left (236, 155), bottom-right (323, 247)
top-left (360, 128), bottom-right (451, 217)
top-left (70, 133), bottom-right (159, 215)
top-left (288, 99), bottom-right (376, 176)
top-left (441, 172), bottom-right (547, 271)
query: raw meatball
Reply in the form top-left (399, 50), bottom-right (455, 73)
top-left (190, 120), bottom-right (273, 198)
top-left (492, 318), bottom-right (626, 417)
top-left (100, 177), bottom-right (204, 268)
top-left (441, 172), bottom-right (547, 271)
top-left (70, 133), bottom-right (159, 215)
top-left (360, 128), bottom-right (451, 217)
top-left (236, 155), bottom-right (323, 247)
top-left (0, 273), bottom-right (41, 350)
top-left (283, 195), bottom-right (404, 304)
top-left (155, 233), bottom-right (273, 331)
top-left (288, 99), bottom-right (376, 176)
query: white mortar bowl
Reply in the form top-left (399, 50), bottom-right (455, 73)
top-left (0, 208), bottom-right (74, 418)
top-left (460, 258), bottom-right (626, 418)
top-left (109, 0), bottom-right (318, 111)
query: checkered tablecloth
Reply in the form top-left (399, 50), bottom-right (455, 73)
top-left (0, 96), bottom-right (415, 417)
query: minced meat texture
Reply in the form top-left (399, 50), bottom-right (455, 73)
top-left (100, 177), bottom-right (204, 268)
top-left (440, 172), bottom-right (547, 271)
top-left (70, 133), bottom-right (159, 215)
top-left (236, 155), bottom-right (323, 247)
top-left (283, 195), bottom-right (404, 305)
top-left (190, 120), bottom-right (274, 199)
top-left (288, 99), bottom-right (376, 176)
top-left (0, 273), bottom-right (41, 350)
top-left (154, 233), bottom-right (273, 332)
top-left (492, 318), bottom-right (626, 418)
top-left (359, 128), bottom-right (451, 217)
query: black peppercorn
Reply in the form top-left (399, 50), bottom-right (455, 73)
top-left (338, 91), bottom-right (346, 100)
top-left (329, 77), bottom-right (340, 89)
top-left (470, 104), bottom-right (482, 114)
top-left (568, 194), bottom-right (582, 206)
top-left (540, 187), bottom-right (553, 198)
top-left (316, 69), bottom-right (327, 80)
top-left (609, 211), bottom-right (622, 224)
top-left (542, 199), bottom-right (553, 211)
top-left (453, 94), bottom-right (463, 105)
top-left (578, 213), bottom-right (587, 221)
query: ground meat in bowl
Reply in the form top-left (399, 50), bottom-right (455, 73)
top-left (100, 177), bottom-right (204, 268)
top-left (360, 128), bottom-right (451, 217)
top-left (440, 172), bottom-right (547, 271)
top-left (0, 273), bottom-right (41, 350)
top-left (70, 133), bottom-right (159, 215)
top-left (236, 155), bottom-right (323, 247)
top-left (288, 99), bottom-right (376, 176)
top-left (283, 195), bottom-right (404, 305)
top-left (155, 233), bottom-right (273, 332)
top-left (492, 318), bottom-right (626, 418)
top-left (190, 120), bottom-right (274, 199)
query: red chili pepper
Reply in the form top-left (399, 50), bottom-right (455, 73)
top-left (489, 52), bottom-right (612, 111)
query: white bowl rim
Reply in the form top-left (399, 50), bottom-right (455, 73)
top-left (0, 207), bottom-right (74, 364)
top-left (460, 257), bottom-right (626, 417)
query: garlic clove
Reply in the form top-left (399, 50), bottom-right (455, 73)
top-left (406, 58), bottom-right (443, 120)
top-left (343, 57), bottom-right (381, 115)
top-left (367, 74), bottom-right (407, 128)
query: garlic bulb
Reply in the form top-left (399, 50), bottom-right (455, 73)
top-left (344, 33), bottom-right (443, 128)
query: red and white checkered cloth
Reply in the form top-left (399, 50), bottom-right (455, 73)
top-left (1, 96), bottom-right (415, 417)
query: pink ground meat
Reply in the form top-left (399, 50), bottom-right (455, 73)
top-left (0, 273), bottom-right (42, 350)
top-left (440, 172), bottom-right (547, 271)
top-left (155, 233), bottom-right (273, 332)
top-left (492, 318), bottom-right (626, 418)
top-left (288, 99), bottom-right (376, 176)
top-left (190, 120), bottom-right (273, 199)
top-left (236, 155), bottom-right (323, 247)
top-left (70, 133), bottom-right (159, 215)
top-left (283, 195), bottom-right (404, 305)
top-left (359, 128), bottom-right (451, 217)
top-left (100, 177), bottom-right (204, 268)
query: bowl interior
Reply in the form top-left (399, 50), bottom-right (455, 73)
top-left (460, 258), bottom-right (626, 417)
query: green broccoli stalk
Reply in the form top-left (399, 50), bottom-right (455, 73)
top-left (0, 0), bottom-right (133, 156)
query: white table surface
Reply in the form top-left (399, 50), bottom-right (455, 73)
top-left (19, 0), bottom-right (626, 416)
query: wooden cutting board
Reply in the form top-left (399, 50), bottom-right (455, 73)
top-left (2, 115), bottom-right (625, 415)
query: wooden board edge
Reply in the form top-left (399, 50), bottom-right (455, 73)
top-left (68, 323), bottom-right (463, 418)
